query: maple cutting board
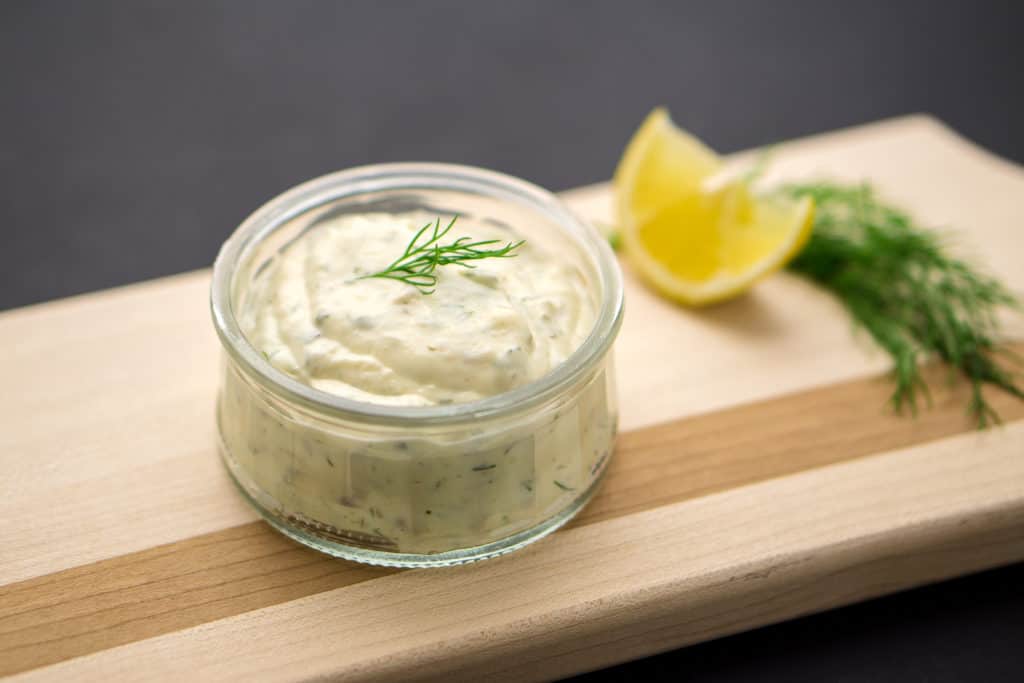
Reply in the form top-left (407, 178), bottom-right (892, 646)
top-left (2, 115), bottom-right (1023, 682)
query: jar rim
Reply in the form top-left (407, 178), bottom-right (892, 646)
top-left (210, 163), bottom-right (624, 426)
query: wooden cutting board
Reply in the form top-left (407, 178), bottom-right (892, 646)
top-left (2, 115), bottom-right (1023, 682)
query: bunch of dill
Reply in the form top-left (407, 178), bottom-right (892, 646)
top-left (777, 182), bottom-right (1022, 426)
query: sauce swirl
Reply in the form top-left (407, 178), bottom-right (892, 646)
top-left (239, 214), bottom-right (595, 405)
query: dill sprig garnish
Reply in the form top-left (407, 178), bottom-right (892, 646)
top-left (778, 181), bottom-right (1022, 427)
top-left (360, 216), bottom-right (524, 294)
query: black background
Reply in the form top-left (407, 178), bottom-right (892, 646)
top-left (3, 2), bottom-right (1023, 680)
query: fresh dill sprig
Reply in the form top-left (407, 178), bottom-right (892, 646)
top-left (777, 181), bottom-right (1023, 427)
top-left (360, 216), bottom-right (525, 294)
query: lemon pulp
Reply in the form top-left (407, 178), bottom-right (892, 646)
top-left (614, 107), bottom-right (814, 305)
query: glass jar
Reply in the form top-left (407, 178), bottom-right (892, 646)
top-left (210, 163), bottom-right (624, 567)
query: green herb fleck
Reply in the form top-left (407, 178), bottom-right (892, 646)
top-left (472, 463), bottom-right (497, 472)
top-left (607, 230), bottom-right (623, 252)
top-left (554, 480), bottom-right (575, 492)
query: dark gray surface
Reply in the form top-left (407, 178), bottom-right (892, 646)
top-left (2, 2), bottom-right (1023, 680)
top-left (3, 0), bottom-right (1024, 311)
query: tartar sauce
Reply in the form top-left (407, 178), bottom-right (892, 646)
top-left (239, 214), bottom-right (595, 405)
top-left (218, 211), bottom-right (616, 558)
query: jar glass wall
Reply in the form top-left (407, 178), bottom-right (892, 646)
top-left (211, 164), bottom-right (624, 567)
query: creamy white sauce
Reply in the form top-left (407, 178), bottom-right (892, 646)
top-left (239, 214), bottom-right (595, 405)
top-left (219, 212), bottom-right (616, 557)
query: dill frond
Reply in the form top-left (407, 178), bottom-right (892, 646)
top-left (360, 216), bottom-right (524, 295)
top-left (778, 181), bottom-right (1022, 427)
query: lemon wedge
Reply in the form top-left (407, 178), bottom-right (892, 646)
top-left (614, 107), bottom-right (814, 306)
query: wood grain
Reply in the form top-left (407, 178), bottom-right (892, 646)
top-left (3, 116), bottom-right (1022, 586)
top-left (0, 526), bottom-right (395, 676)
top-left (2, 115), bottom-right (1023, 681)
top-left (579, 343), bottom-right (1024, 525)
top-left (2, 344), bottom-right (1021, 676)
top-left (14, 422), bottom-right (1024, 682)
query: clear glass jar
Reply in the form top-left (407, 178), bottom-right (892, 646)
top-left (210, 164), bottom-right (624, 567)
